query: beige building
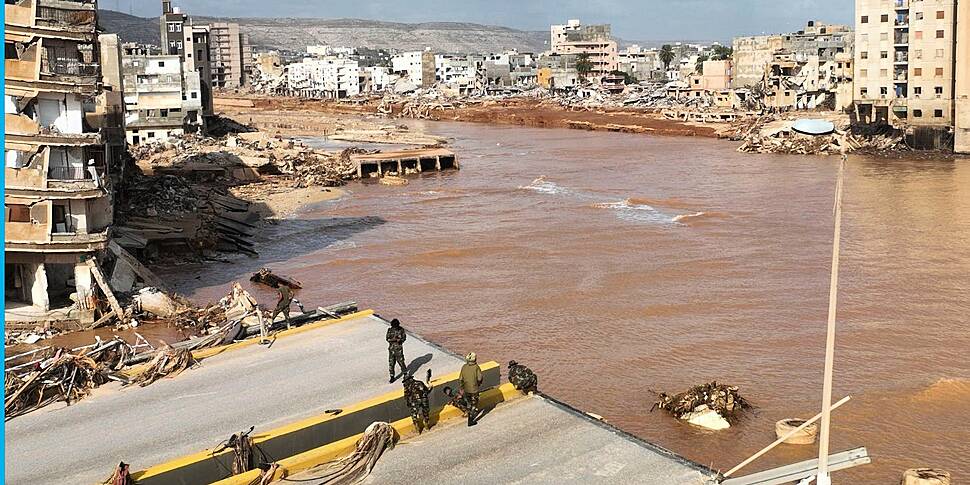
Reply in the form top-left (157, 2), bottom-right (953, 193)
top-left (854, 0), bottom-right (959, 145)
top-left (209, 22), bottom-right (252, 89)
top-left (956, 0), bottom-right (970, 153)
top-left (550, 19), bottom-right (618, 80)
top-left (5, 0), bottom-right (123, 324)
top-left (732, 20), bottom-right (852, 88)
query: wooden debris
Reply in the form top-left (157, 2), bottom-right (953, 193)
top-left (250, 268), bottom-right (303, 289)
top-left (651, 381), bottom-right (750, 423)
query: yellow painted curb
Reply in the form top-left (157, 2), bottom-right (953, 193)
top-left (129, 361), bottom-right (502, 483)
top-left (121, 309), bottom-right (374, 379)
top-left (211, 383), bottom-right (523, 485)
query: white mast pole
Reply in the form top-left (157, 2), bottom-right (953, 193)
top-left (817, 153), bottom-right (847, 485)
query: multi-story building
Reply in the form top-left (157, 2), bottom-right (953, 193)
top-left (957, 1), bottom-right (970, 153)
top-left (618, 45), bottom-right (662, 81)
top-left (854, 0), bottom-right (962, 147)
top-left (732, 20), bottom-right (853, 88)
top-left (209, 22), bottom-right (252, 89)
top-left (159, 2), bottom-right (213, 122)
top-left (285, 57), bottom-right (361, 98)
top-left (120, 45), bottom-right (205, 144)
top-left (391, 50), bottom-right (436, 87)
top-left (5, 0), bottom-right (123, 323)
top-left (550, 19), bottom-right (618, 80)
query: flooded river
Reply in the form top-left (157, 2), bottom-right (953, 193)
top-left (166, 122), bottom-right (970, 482)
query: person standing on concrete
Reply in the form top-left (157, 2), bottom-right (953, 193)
top-left (508, 360), bottom-right (538, 394)
top-left (460, 352), bottom-right (483, 426)
top-left (402, 372), bottom-right (431, 434)
top-left (270, 285), bottom-right (302, 329)
top-left (386, 319), bottom-right (407, 383)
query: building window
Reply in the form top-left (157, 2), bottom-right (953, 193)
top-left (881, 32), bottom-right (889, 41)
top-left (914, 68), bottom-right (922, 76)
top-left (914, 87), bottom-right (922, 95)
top-left (936, 67), bottom-right (944, 77)
top-left (860, 87), bottom-right (868, 96)
top-left (934, 109), bottom-right (943, 117)
top-left (936, 30), bottom-right (944, 39)
top-left (6, 204), bottom-right (30, 223)
top-left (881, 51), bottom-right (888, 59)
top-left (936, 49), bottom-right (944, 58)
top-left (913, 109), bottom-right (922, 117)
top-left (915, 49), bottom-right (923, 59)
top-left (158, 61), bottom-right (165, 67)
top-left (147, 132), bottom-right (155, 138)
top-left (915, 12), bottom-right (923, 20)
top-left (880, 69), bottom-right (888, 77)
top-left (935, 86), bottom-right (944, 95)
top-left (861, 51), bottom-right (869, 59)
top-left (860, 69), bottom-right (868, 78)
top-left (915, 31), bottom-right (923, 40)
top-left (937, 10), bottom-right (945, 19)
top-left (191, 92), bottom-right (198, 99)
top-left (880, 87), bottom-right (888, 95)
top-left (861, 15), bottom-right (869, 23)
top-left (881, 14), bottom-right (889, 22)
top-left (861, 33), bottom-right (869, 42)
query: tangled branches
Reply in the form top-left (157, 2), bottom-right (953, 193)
top-left (128, 345), bottom-right (195, 387)
top-left (651, 381), bottom-right (750, 421)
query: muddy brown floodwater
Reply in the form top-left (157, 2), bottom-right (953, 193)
top-left (163, 122), bottom-right (970, 482)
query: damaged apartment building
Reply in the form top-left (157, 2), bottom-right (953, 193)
top-left (120, 43), bottom-right (205, 144)
top-left (854, 0), bottom-right (970, 151)
top-left (550, 19), bottom-right (619, 82)
top-left (733, 20), bottom-right (855, 111)
top-left (5, 0), bottom-right (125, 325)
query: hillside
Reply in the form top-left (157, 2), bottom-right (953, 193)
top-left (98, 10), bottom-right (549, 54)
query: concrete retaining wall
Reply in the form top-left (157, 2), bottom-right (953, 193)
top-left (132, 362), bottom-right (501, 485)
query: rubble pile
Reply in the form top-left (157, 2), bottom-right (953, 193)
top-left (651, 381), bottom-right (750, 422)
top-left (123, 173), bottom-right (200, 218)
top-left (3, 281), bottom-right (354, 418)
top-left (731, 115), bottom-right (907, 155)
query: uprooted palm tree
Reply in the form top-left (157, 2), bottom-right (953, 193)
top-left (659, 44), bottom-right (675, 71)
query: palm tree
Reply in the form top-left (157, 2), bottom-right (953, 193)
top-left (575, 53), bottom-right (593, 80)
top-left (659, 44), bottom-right (675, 71)
top-left (695, 54), bottom-right (709, 74)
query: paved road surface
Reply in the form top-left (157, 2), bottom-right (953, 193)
top-left (364, 395), bottom-right (712, 484)
top-left (6, 315), bottom-right (461, 485)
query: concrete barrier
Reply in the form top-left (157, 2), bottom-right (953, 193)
top-left (213, 383), bottom-right (522, 485)
top-left (130, 362), bottom-right (502, 485)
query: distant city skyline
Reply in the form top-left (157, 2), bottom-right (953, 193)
top-left (109, 0), bottom-right (854, 42)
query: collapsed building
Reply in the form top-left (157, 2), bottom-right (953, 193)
top-left (4, 0), bottom-right (126, 327)
top-left (732, 20), bottom-right (853, 89)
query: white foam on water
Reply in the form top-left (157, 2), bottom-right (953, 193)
top-left (519, 176), bottom-right (566, 195)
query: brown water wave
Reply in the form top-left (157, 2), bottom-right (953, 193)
top-left (165, 122), bottom-right (970, 483)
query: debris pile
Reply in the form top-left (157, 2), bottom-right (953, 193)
top-left (4, 278), bottom-right (360, 418)
top-left (651, 381), bottom-right (750, 428)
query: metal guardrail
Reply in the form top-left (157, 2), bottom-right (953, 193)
top-left (45, 58), bottom-right (99, 76)
top-left (48, 166), bottom-right (92, 181)
top-left (720, 447), bottom-right (870, 485)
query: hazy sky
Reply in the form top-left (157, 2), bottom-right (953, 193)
top-left (114, 0), bottom-right (853, 41)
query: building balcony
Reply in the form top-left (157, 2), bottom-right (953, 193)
top-left (5, 229), bottom-right (110, 253)
top-left (5, 114), bottom-right (102, 146)
top-left (5, 0), bottom-right (97, 41)
top-left (125, 115), bottom-right (186, 129)
top-left (895, 0), bottom-right (909, 9)
top-left (43, 58), bottom-right (99, 77)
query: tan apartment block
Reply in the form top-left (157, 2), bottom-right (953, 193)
top-left (5, 0), bottom-right (122, 325)
top-left (732, 35), bottom-right (785, 87)
top-left (956, 0), bottom-right (970, 153)
top-left (550, 19), bottom-right (618, 80)
top-left (855, 0), bottom-right (958, 141)
top-left (209, 22), bottom-right (251, 89)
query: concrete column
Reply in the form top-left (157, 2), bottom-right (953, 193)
top-left (956, 0), bottom-right (970, 153)
top-left (74, 263), bottom-right (93, 306)
top-left (31, 263), bottom-right (50, 311)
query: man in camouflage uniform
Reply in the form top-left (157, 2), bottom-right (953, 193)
top-left (459, 352), bottom-right (483, 426)
top-left (508, 360), bottom-right (538, 394)
top-left (386, 319), bottom-right (407, 383)
top-left (442, 386), bottom-right (470, 416)
top-left (402, 374), bottom-right (431, 433)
